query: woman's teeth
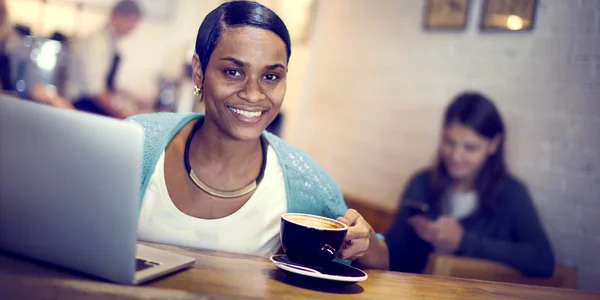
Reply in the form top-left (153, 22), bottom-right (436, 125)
top-left (228, 107), bottom-right (263, 118)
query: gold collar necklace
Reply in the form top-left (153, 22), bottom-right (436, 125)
top-left (183, 118), bottom-right (267, 198)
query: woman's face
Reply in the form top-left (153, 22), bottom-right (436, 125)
top-left (440, 121), bottom-right (500, 182)
top-left (111, 14), bottom-right (139, 37)
top-left (192, 26), bottom-right (288, 141)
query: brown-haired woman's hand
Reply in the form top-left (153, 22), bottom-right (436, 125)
top-left (408, 215), bottom-right (464, 253)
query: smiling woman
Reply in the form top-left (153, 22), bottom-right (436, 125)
top-left (126, 1), bottom-right (378, 263)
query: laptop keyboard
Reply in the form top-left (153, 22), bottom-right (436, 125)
top-left (135, 258), bottom-right (161, 272)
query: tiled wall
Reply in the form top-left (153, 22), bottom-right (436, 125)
top-left (295, 0), bottom-right (600, 291)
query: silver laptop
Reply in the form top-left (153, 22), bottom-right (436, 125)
top-left (0, 95), bottom-right (195, 285)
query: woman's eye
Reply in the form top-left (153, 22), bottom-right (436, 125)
top-left (443, 138), bottom-right (455, 147)
top-left (225, 70), bottom-right (242, 77)
top-left (264, 74), bottom-right (279, 81)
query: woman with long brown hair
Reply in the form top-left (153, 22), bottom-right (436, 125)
top-left (361, 92), bottom-right (555, 277)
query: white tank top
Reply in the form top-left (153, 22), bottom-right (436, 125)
top-left (137, 146), bottom-right (287, 257)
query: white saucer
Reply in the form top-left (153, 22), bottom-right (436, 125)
top-left (270, 254), bottom-right (368, 284)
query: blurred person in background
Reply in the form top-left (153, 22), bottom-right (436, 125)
top-left (359, 92), bottom-right (555, 278)
top-left (0, 0), bottom-right (11, 92)
top-left (66, 0), bottom-right (149, 119)
top-left (0, 0), bottom-right (73, 109)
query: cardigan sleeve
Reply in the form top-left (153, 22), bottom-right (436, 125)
top-left (124, 114), bottom-right (154, 209)
top-left (125, 112), bottom-right (201, 211)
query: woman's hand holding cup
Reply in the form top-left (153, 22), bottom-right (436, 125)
top-left (337, 209), bottom-right (374, 261)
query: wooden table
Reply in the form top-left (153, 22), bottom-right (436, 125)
top-left (1, 243), bottom-right (599, 300)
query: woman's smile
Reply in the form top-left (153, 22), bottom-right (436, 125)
top-left (227, 106), bottom-right (268, 124)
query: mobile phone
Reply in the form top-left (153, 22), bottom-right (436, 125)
top-left (401, 200), bottom-right (429, 216)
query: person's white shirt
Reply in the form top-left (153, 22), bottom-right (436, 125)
top-left (66, 25), bottom-right (119, 101)
top-left (137, 145), bottom-right (288, 257)
top-left (442, 190), bottom-right (478, 220)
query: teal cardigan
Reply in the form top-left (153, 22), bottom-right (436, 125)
top-left (127, 112), bottom-right (384, 263)
top-left (126, 112), bottom-right (349, 220)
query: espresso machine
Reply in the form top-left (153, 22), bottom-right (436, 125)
top-left (30, 31), bottom-right (70, 97)
top-left (155, 43), bottom-right (202, 113)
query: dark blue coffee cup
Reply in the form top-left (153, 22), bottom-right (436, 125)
top-left (280, 213), bottom-right (348, 267)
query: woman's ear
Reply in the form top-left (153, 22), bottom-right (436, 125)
top-left (191, 53), bottom-right (203, 87)
top-left (488, 134), bottom-right (502, 155)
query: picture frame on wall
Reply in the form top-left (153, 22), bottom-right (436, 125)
top-left (423, 0), bottom-right (471, 31)
top-left (480, 0), bottom-right (537, 31)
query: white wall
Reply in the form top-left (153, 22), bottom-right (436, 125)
top-left (293, 0), bottom-right (600, 291)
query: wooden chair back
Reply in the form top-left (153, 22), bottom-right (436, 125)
top-left (424, 254), bottom-right (578, 289)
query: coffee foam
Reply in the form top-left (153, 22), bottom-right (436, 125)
top-left (284, 214), bottom-right (346, 230)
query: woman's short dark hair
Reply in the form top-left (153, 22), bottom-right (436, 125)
top-left (195, 1), bottom-right (292, 76)
top-left (430, 91), bottom-right (508, 214)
